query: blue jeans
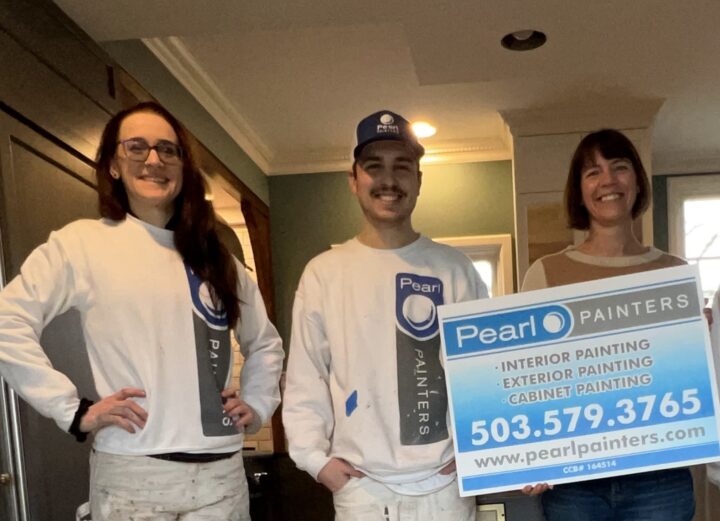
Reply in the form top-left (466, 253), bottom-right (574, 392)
top-left (542, 468), bottom-right (694, 521)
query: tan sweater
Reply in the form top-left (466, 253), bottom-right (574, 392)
top-left (522, 246), bottom-right (686, 291)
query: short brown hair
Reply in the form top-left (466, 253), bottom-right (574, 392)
top-left (565, 129), bottom-right (651, 230)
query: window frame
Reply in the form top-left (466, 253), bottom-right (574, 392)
top-left (668, 173), bottom-right (720, 298)
top-left (434, 234), bottom-right (514, 296)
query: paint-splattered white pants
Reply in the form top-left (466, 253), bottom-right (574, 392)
top-left (333, 477), bottom-right (475, 521)
top-left (89, 450), bottom-right (250, 521)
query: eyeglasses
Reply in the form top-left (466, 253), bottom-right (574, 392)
top-left (118, 138), bottom-right (183, 165)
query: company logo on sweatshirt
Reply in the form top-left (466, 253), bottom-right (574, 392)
top-left (185, 266), bottom-right (228, 330)
top-left (184, 264), bottom-right (234, 436)
top-left (396, 273), bottom-right (444, 340)
top-left (396, 272), bottom-right (448, 445)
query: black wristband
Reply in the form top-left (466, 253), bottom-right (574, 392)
top-left (68, 398), bottom-right (94, 443)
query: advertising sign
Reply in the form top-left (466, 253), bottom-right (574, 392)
top-left (440, 265), bottom-right (720, 495)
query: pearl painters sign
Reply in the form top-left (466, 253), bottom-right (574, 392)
top-left (439, 265), bottom-right (720, 496)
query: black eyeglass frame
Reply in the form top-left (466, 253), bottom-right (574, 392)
top-left (117, 138), bottom-right (184, 164)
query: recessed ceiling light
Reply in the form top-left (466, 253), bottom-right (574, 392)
top-left (501, 30), bottom-right (547, 51)
top-left (412, 121), bottom-right (436, 138)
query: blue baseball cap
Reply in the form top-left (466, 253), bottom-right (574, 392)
top-left (353, 110), bottom-right (425, 159)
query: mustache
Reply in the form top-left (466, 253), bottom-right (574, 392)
top-left (370, 185), bottom-right (406, 197)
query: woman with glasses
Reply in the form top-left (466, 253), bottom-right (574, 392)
top-left (0, 101), bottom-right (284, 520)
top-left (520, 129), bottom-right (694, 521)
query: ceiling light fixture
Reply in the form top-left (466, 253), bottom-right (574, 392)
top-left (501, 30), bottom-right (547, 51)
top-left (411, 121), bottom-right (437, 138)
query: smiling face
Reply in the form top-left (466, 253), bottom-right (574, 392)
top-left (580, 150), bottom-right (638, 228)
top-left (112, 111), bottom-right (184, 221)
top-left (349, 140), bottom-right (421, 229)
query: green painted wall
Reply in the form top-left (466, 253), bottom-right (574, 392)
top-left (269, 160), bottom-right (514, 344)
top-left (102, 40), bottom-right (269, 204)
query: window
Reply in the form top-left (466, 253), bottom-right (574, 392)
top-left (682, 199), bottom-right (720, 298)
top-left (668, 174), bottom-right (720, 299)
top-left (434, 234), bottom-right (513, 297)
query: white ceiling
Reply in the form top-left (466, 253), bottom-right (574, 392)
top-left (55, 0), bottom-right (720, 175)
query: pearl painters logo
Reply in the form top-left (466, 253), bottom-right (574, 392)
top-left (444, 280), bottom-right (700, 358)
top-left (446, 304), bottom-right (574, 356)
top-left (543, 311), bottom-right (567, 333)
top-left (396, 273), bottom-right (444, 340)
top-left (403, 294), bottom-right (437, 333)
top-left (185, 266), bottom-right (228, 330)
top-left (395, 272), bottom-right (448, 445)
top-left (377, 112), bottom-right (400, 135)
top-left (198, 282), bottom-right (226, 320)
top-left (183, 264), bottom-right (234, 436)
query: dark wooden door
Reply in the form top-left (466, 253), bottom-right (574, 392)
top-left (0, 109), bottom-right (99, 521)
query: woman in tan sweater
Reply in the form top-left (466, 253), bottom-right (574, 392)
top-left (521, 129), bottom-right (694, 521)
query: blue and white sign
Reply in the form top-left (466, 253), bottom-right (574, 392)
top-left (439, 265), bottom-right (720, 496)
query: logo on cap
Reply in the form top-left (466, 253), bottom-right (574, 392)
top-left (354, 110), bottom-right (425, 158)
top-left (377, 112), bottom-right (400, 135)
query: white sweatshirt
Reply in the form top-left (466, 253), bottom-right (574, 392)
top-left (283, 236), bottom-right (487, 493)
top-left (0, 215), bottom-right (284, 455)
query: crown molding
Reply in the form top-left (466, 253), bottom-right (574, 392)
top-left (267, 138), bottom-right (511, 175)
top-left (143, 37), bottom-right (511, 176)
top-left (142, 36), bottom-right (273, 173)
top-left (421, 138), bottom-right (511, 166)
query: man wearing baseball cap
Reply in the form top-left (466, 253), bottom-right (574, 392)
top-left (283, 110), bottom-right (487, 520)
